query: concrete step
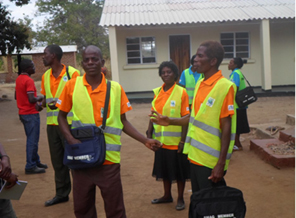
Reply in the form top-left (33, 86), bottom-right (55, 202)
top-left (250, 138), bottom-right (295, 169)
top-left (279, 127), bottom-right (295, 142)
top-left (286, 114), bottom-right (295, 126)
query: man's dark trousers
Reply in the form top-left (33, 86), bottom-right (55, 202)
top-left (47, 125), bottom-right (71, 198)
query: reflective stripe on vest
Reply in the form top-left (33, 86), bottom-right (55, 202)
top-left (44, 66), bottom-right (78, 125)
top-left (72, 77), bottom-right (124, 163)
top-left (151, 84), bottom-right (183, 145)
top-left (183, 78), bottom-right (237, 170)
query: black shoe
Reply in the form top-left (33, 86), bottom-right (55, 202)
top-left (45, 196), bottom-right (69, 207)
top-left (37, 163), bottom-right (48, 169)
top-left (25, 166), bottom-right (46, 174)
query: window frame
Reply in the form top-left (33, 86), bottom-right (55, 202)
top-left (220, 32), bottom-right (250, 59)
top-left (126, 36), bottom-right (156, 65)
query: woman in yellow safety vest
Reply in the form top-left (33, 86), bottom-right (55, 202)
top-left (228, 57), bottom-right (250, 151)
top-left (147, 61), bottom-right (190, 211)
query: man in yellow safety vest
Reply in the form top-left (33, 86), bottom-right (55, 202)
top-left (56, 45), bottom-right (162, 218)
top-left (150, 41), bottom-right (237, 193)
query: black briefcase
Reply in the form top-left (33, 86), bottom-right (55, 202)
top-left (189, 186), bottom-right (246, 218)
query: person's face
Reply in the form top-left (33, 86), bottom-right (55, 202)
top-left (228, 59), bottom-right (236, 71)
top-left (82, 49), bottom-right (105, 76)
top-left (27, 62), bottom-right (35, 75)
top-left (195, 46), bottom-right (213, 74)
top-left (160, 66), bottom-right (175, 84)
top-left (42, 48), bottom-right (54, 67)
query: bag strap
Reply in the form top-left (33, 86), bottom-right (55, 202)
top-left (240, 72), bottom-right (252, 87)
top-left (66, 66), bottom-right (71, 80)
top-left (101, 80), bottom-right (111, 130)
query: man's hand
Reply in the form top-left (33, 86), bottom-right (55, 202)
top-left (144, 138), bottom-right (162, 151)
top-left (5, 173), bottom-right (18, 189)
top-left (35, 102), bottom-right (43, 111)
top-left (66, 137), bottom-right (81, 145)
top-left (48, 100), bottom-right (58, 110)
top-left (149, 110), bottom-right (170, 126)
top-left (177, 142), bottom-right (184, 153)
top-left (208, 163), bottom-right (225, 183)
top-left (0, 156), bottom-right (11, 179)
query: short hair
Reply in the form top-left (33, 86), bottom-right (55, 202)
top-left (83, 45), bottom-right (103, 59)
top-left (190, 55), bottom-right (196, 65)
top-left (199, 41), bottom-right (224, 68)
top-left (233, 57), bottom-right (247, 69)
top-left (46, 44), bottom-right (63, 61)
top-left (20, 59), bottom-right (33, 73)
top-left (158, 61), bottom-right (179, 81)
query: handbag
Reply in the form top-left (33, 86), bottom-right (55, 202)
top-left (63, 80), bottom-right (111, 170)
top-left (189, 186), bottom-right (246, 218)
top-left (235, 73), bottom-right (257, 108)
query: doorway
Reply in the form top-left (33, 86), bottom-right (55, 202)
top-left (169, 35), bottom-right (190, 78)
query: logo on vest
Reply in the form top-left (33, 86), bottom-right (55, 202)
top-left (63, 75), bottom-right (68, 82)
top-left (228, 105), bottom-right (234, 111)
top-left (206, 97), bottom-right (215, 107)
top-left (170, 100), bottom-right (176, 107)
top-left (101, 108), bottom-right (104, 118)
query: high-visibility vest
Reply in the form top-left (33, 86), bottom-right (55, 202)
top-left (44, 66), bottom-right (79, 125)
top-left (184, 68), bottom-right (203, 104)
top-left (183, 78), bottom-right (237, 170)
top-left (230, 69), bottom-right (246, 91)
top-left (71, 77), bottom-right (123, 163)
top-left (151, 84), bottom-right (184, 145)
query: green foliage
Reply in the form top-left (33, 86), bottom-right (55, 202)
top-left (34, 0), bottom-right (109, 58)
top-left (0, 2), bottom-right (31, 56)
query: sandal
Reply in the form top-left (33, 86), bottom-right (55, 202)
top-left (233, 145), bottom-right (243, 151)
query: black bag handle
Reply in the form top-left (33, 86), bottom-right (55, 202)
top-left (101, 80), bottom-right (111, 130)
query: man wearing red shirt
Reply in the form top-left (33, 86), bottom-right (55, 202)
top-left (15, 59), bottom-right (47, 174)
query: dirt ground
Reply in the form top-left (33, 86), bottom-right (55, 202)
top-left (0, 83), bottom-right (295, 218)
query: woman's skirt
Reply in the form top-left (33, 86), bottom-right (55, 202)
top-left (236, 108), bottom-right (250, 134)
top-left (152, 147), bottom-right (190, 183)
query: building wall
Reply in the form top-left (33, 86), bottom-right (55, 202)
top-left (270, 19), bottom-right (295, 86)
top-left (112, 19), bottom-right (294, 93)
top-left (0, 52), bottom-right (77, 83)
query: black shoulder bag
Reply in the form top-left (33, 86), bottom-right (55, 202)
top-left (63, 80), bottom-right (111, 170)
top-left (235, 74), bottom-right (257, 108)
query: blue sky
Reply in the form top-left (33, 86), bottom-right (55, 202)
top-left (2, 0), bottom-right (46, 30)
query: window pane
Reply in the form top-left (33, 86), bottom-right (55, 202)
top-left (221, 33), bottom-right (234, 39)
top-left (127, 44), bottom-right (140, 51)
top-left (236, 32), bottom-right (248, 38)
top-left (221, 39), bottom-right (234, 46)
top-left (127, 51), bottom-right (140, 58)
top-left (236, 52), bottom-right (249, 58)
top-left (236, 46), bottom-right (248, 52)
top-left (126, 37), bottom-right (139, 44)
top-left (143, 57), bottom-right (156, 63)
top-left (128, 58), bottom-right (141, 64)
top-left (142, 37), bottom-right (154, 42)
top-left (223, 46), bottom-right (234, 52)
top-left (224, 53), bottom-right (234, 59)
top-left (236, 39), bottom-right (248, 45)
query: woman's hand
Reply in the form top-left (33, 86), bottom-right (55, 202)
top-left (5, 173), bottom-right (18, 189)
top-left (149, 110), bottom-right (170, 126)
top-left (144, 138), bottom-right (162, 151)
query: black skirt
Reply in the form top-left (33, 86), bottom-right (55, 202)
top-left (236, 108), bottom-right (250, 134)
top-left (152, 148), bottom-right (191, 183)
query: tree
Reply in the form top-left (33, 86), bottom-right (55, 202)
top-left (35, 0), bottom-right (109, 58)
top-left (0, 2), bottom-right (31, 56)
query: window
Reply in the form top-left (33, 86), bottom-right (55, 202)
top-left (220, 32), bottom-right (249, 59)
top-left (126, 37), bottom-right (156, 64)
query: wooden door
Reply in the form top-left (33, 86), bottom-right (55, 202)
top-left (169, 35), bottom-right (190, 78)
